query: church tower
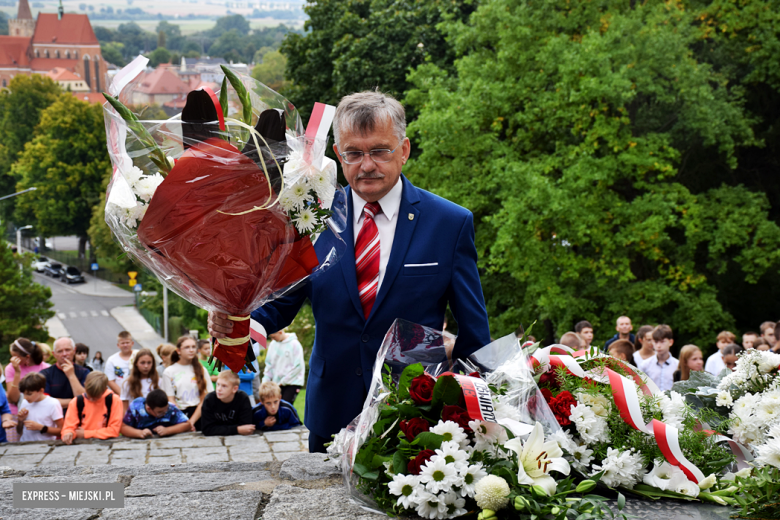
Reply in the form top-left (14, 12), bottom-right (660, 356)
top-left (8, 0), bottom-right (35, 38)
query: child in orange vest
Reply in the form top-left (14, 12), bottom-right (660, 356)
top-left (62, 371), bottom-right (123, 444)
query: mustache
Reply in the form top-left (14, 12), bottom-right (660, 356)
top-left (356, 171), bottom-right (385, 180)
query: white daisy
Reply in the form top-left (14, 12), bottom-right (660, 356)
top-left (293, 207), bottom-right (317, 234)
top-left (571, 443), bottom-right (594, 473)
top-left (458, 463), bottom-right (487, 497)
top-left (591, 448), bottom-right (645, 489)
top-left (134, 172), bottom-right (165, 202)
top-left (388, 473), bottom-right (420, 509)
top-left (429, 421), bottom-right (468, 449)
top-left (420, 456), bottom-right (459, 494)
top-left (440, 490), bottom-right (467, 517)
top-left (414, 490), bottom-right (446, 519)
top-left (469, 420), bottom-right (508, 452)
top-left (716, 391), bottom-right (733, 407)
top-left (434, 441), bottom-right (469, 471)
top-left (570, 403), bottom-right (609, 444)
top-left (756, 400), bottom-right (780, 423)
top-left (756, 437), bottom-right (780, 469)
top-left (285, 180), bottom-right (312, 210)
top-left (278, 191), bottom-right (297, 212)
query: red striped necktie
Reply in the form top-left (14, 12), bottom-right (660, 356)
top-left (355, 201), bottom-right (382, 319)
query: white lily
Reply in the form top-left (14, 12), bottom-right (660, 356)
top-left (504, 421), bottom-right (570, 496)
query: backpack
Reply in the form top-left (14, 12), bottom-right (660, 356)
top-left (76, 393), bottom-right (113, 428)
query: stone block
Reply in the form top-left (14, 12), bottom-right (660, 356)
top-left (76, 451), bottom-right (110, 465)
top-left (147, 455), bottom-right (182, 465)
top-left (262, 484), bottom-right (385, 520)
top-left (151, 436), bottom-right (223, 449)
top-left (110, 441), bottom-right (148, 451)
top-left (124, 471), bottom-right (272, 496)
top-left (269, 441), bottom-right (302, 453)
top-left (148, 448), bottom-right (180, 457)
top-left (182, 447), bottom-right (229, 463)
top-left (272, 452), bottom-right (299, 462)
top-left (101, 490), bottom-right (264, 520)
top-left (110, 451), bottom-right (146, 465)
top-left (39, 451), bottom-right (76, 466)
top-left (0, 505), bottom-right (101, 520)
top-left (2, 444), bottom-right (51, 456)
top-left (231, 451), bottom-right (273, 463)
top-left (263, 432), bottom-right (299, 443)
top-left (0, 454), bottom-right (44, 469)
top-left (224, 435), bottom-right (271, 453)
top-left (279, 453), bottom-right (340, 481)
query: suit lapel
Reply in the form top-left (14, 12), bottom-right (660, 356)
top-left (340, 186), bottom-right (365, 318)
top-left (368, 175), bottom-right (420, 322)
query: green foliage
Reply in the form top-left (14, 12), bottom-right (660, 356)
top-left (0, 11), bottom-right (8, 35)
top-left (211, 14), bottom-right (251, 37)
top-left (405, 0), bottom-right (780, 346)
top-left (733, 466), bottom-right (780, 518)
top-left (280, 0), bottom-right (474, 121)
top-left (147, 47), bottom-right (172, 68)
top-left (0, 75), bottom-right (61, 221)
top-left (251, 50), bottom-right (287, 91)
top-left (0, 240), bottom-right (54, 364)
top-left (101, 42), bottom-right (126, 67)
top-left (13, 96), bottom-right (111, 243)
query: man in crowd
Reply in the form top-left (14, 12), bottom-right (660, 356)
top-left (574, 321), bottom-right (594, 348)
top-left (760, 321), bottom-right (776, 350)
top-left (604, 316), bottom-right (635, 351)
top-left (210, 91), bottom-right (491, 452)
top-left (40, 337), bottom-right (89, 411)
top-left (742, 331), bottom-right (759, 350)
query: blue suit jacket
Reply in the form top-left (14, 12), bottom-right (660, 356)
top-left (251, 175), bottom-right (490, 439)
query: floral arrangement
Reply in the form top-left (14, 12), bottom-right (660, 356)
top-left (101, 56), bottom-right (346, 372)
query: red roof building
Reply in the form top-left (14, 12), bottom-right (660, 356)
top-left (131, 65), bottom-right (190, 106)
top-left (0, 0), bottom-right (107, 96)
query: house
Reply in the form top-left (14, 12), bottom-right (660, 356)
top-left (131, 64), bottom-right (190, 106)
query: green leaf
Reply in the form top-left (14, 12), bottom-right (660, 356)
top-left (397, 363), bottom-right (424, 400)
top-left (410, 432), bottom-right (444, 449)
top-left (392, 450), bottom-right (408, 475)
top-left (432, 375), bottom-right (462, 408)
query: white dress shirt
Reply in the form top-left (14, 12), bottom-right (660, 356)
top-left (639, 354), bottom-right (679, 392)
top-left (705, 350), bottom-right (726, 376)
top-left (352, 178), bottom-right (404, 292)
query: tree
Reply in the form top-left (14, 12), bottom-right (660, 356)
top-left (252, 50), bottom-right (287, 91)
top-left (157, 30), bottom-right (166, 49)
top-left (147, 47), bottom-right (172, 67)
top-left (208, 29), bottom-right (248, 62)
top-left (101, 41), bottom-right (126, 67)
top-left (0, 239), bottom-right (54, 363)
top-left (280, 0), bottom-right (474, 121)
top-left (13, 96), bottom-right (111, 258)
top-left (405, 0), bottom-right (780, 347)
top-left (211, 14), bottom-right (251, 37)
top-left (0, 12), bottom-right (8, 35)
top-left (0, 75), bottom-right (61, 222)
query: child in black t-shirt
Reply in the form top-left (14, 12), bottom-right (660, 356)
top-left (200, 371), bottom-right (255, 436)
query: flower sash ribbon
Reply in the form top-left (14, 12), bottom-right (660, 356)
top-left (439, 372), bottom-right (497, 423)
top-left (529, 345), bottom-right (753, 484)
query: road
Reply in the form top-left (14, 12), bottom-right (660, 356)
top-left (33, 272), bottom-right (135, 358)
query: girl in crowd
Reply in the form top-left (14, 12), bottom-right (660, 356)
top-left (197, 339), bottom-right (219, 384)
top-left (5, 338), bottom-right (49, 442)
top-left (91, 351), bottom-right (105, 373)
top-left (156, 343), bottom-right (176, 375)
top-left (673, 344), bottom-right (704, 382)
top-left (632, 325), bottom-right (655, 366)
top-left (722, 344), bottom-right (743, 372)
top-left (122, 349), bottom-right (160, 410)
top-left (162, 336), bottom-right (213, 430)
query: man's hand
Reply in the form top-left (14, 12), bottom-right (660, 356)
top-left (264, 416), bottom-right (276, 427)
top-left (75, 427), bottom-right (85, 439)
top-left (152, 425), bottom-right (169, 437)
top-left (17, 408), bottom-right (29, 421)
top-left (1, 419), bottom-right (16, 429)
top-left (139, 428), bottom-right (153, 439)
top-left (61, 359), bottom-right (75, 378)
top-left (10, 356), bottom-right (21, 370)
top-left (24, 420), bottom-right (43, 431)
top-left (237, 424), bottom-right (256, 436)
top-left (63, 432), bottom-right (74, 445)
top-left (208, 311), bottom-right (233, 339)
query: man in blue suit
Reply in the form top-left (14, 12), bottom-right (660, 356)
top-left (209, 91), bottom-right (491, 452)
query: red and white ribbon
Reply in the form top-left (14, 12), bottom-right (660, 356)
top-left (250, 318), bottom-right (267, 349)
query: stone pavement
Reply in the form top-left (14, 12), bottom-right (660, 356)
top-left (0, 428), bottom-right (309, 470)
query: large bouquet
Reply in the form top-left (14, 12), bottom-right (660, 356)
top-left (102, 57), bottom-right (346, 371)
top-left (329, 320), bottom-right (627, 519)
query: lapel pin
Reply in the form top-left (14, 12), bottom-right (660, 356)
top-left (408, 213), bottom-right (414, 221)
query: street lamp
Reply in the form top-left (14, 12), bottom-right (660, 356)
top-left (16, 225), bottom-right (33, 254)
top-left (1, 187), bottom-right (37, 240)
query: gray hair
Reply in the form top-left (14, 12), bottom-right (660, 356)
top-left (53, 337), bottom-right (75, 351)
top-left (333, 91), bottom-right (406, 147)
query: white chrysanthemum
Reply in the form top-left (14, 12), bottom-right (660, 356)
top-left (414, 490), bottom-right (446, 519)
top-left (388, 473), bottom-right (420, 509)
top-left (469, 420), bottom-right (508, 451)
top-left (278, 191), bottom-right (297, 212)
top-left (122, 165), bottom-right (144, 187)
top-left (549, 429), bottom-right (577, 454)
top-left (134, 173), bottom-right (165, 202)
top-left (440, 491), bottom-right (467, 518)
top-left (474, 475), bottom-right (510, 511)
top-left (570, 403), bottom-right (610, 444)
top-left (285, 180), bottom-right (312, 210)
top-left (716, 391), bottom-right (733, 407)
top-left (571, 443), bottom-right (594, 473)
top-left (458, 463), bottom-right (487, 498)
top-left (591, 448), bottom-right (645, 489)
top-left (756, 440), bottom-right (780, 469)
top-left (434, 441), bottom-right (469, 471)
top-left (757, 351), bottom-right (780, 374)
top-left (429, 421), bottom-right (468, 449)
top-left (729, 415), bottom-right (763, 445)
top-left (310, 169), bottom-right (335, 207)
top-left (734, 393), bottom-right (759, 416)
top-left (293, 207), bottom-right (317, 234)
top-left (493, 398), bottom-right (522, 423)
top-left (575, 392), bottom-right (611, 418)
top-left (660, 391), bottom-right (687, 429)
top-left (420, 457), bottom-right (459, 494)
top-left (756, 400), bottom-right (780, 423)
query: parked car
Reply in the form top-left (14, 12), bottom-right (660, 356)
top-left (44, 263), bottom-right (64, 278)
top-left (33, 256), bottom-right (51, 272)
top-left (63, 266), bottom-right (85, 284)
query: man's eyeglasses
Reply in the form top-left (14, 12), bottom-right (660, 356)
top-left (338, 146), bottom-right (399, 164)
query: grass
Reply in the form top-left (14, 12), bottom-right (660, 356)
top-left (293, 388), bottom-right (305, 421)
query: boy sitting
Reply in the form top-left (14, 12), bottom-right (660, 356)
top-left (62, 371), bottom-right (124, 444)
top-left (608, 339), bottom-right (635, 364)
top-left (121, 389), bottom-right (191, 439)
top-left (201, 371), bottom-right (255, 437)
top-left (16, 373), bottom-right (63, 441)
top-left (252, 381), bottom-right (301, 432)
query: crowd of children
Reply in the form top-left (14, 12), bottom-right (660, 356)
top-left (0, 329), bottom-right (303, 446)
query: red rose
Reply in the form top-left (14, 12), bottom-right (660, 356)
top-left (407, 449), bottom-right (435, 475)
top-left (539, 370), bottom-right (559, 388)
top-left (399, 417), bottom-right (430, 441)
top-left (549, 391), bottom-right (577, 427)
top-left (442, 405), bottom-right (473, 432)
top-left (409, 374), bottom-right (436, 404)
top-left (541, 388), bottom-right (553, 402)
